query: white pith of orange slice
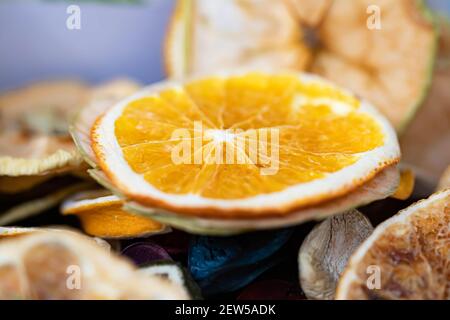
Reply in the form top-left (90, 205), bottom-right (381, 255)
top-left (336, 189), bottom-right (450, 300)
top-left (91, 70), bottom-right (400, 219)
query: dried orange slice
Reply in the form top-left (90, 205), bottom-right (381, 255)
top-left (336, 189), bottom-right (449, 300)
top-left (91, 71), bottom-right (400, 220)
top-left (165, 0), bottom-right (437, 131)
top-left (0, 229), bottom-right (188, 299)
top-left (61, 190), bottom-right (168, 239)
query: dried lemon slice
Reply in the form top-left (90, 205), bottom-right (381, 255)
top-left (61, 190), bottom-right (168, 239)
top-left (0, 229), bottom-right (188, 299)
top-left (165, 0), bottom-right (437, 131)
top-left (91, 71), bottom-right (400, 220)
top-left (336, 189), bottom-right (449, 300)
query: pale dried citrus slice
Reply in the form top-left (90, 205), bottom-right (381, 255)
top-left (165, 0), bottom-right (437, 131)
top-left (336, 189), bottom-right (449, 300)
top-left (0, 80), bottom-right (89, 177)
top-left (71, 79), bottom-right (141, 168)
top-left (91, 71), bottom-right (400, 219)
top-left (61, 190), bottom-right (168, 239)
top-left (0, 229), bottom-right (188, 299)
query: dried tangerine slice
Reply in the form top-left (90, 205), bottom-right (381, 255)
top-left (336, 189), bottom-right (449, 300)
top-left (61, 190), bottom-right (168, 239)
top-left (92, 71), bottom-right (400, 219)
top-left (0, 229), bottom-right (188, 299)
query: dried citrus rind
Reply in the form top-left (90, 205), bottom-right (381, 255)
top-left (92, 71), bottom-right (400, 220)
top-left (336, 189), bottom-right (449, 300)
top-left (71, 79), bottom-right (141, 168)
top-left (61, 190), bottom-right (169, 239)
top-left (0, 229), bottom-right (189, 299)
top-left (0, 81), bottom-right (89, 177)
top-left (165, 0), bottom-right (437, 131)
top-left (123, 161), bottom-right (398, 235)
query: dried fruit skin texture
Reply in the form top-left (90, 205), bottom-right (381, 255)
top-left (339, 192), bottom-right (449, 300)
top-left (114, 73), bottom-right (383, 200)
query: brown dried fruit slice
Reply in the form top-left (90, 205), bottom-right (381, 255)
top-left (0, 229), bottom-right (188, 299)
top-left (336, 189), bottom-right (449, 300)
top-left (165, 0), bottom-right (437, 131)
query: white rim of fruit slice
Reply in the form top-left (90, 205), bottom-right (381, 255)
top-left (335, 188), bottom-right (450, 300)
top-left (92, 70), bottom-right (400, 218)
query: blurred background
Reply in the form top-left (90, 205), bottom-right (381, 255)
top-left (0, 0), bottom-right (448, 91)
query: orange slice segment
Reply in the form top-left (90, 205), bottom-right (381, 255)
top-left (92, 71), bottom-right (400, 218)
top-left (61, 191), bottom-right (167, 239)
top-left (336, 189), bottom-right (449, 300)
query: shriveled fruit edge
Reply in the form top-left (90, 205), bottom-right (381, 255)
top-left (91, 70), bottom-right (400, 218)
top-left (164, 0), bottom-right (192, 78)
top-left (0, 149), bottom-right (84, 177)
top-left (0, 226), bottom-right (111, 250)
top-left (0, 182), bottom-right (93, 226)
top-left (391, 0), bottom-right (439, 134)
top-left (335, 188), bottom-right (450, 300)
top-left (0, 230), bottom-right (189, 299)
top-left (69, 80), bottom-right (142, 169)
top-left (61, 192), bottom-right (171, 239)
top-left (86, 166), bottom-right (399, 236)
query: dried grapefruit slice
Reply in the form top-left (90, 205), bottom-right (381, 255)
top-left (91, 71), bottom-right (400, 219)
top-left (336, 189), bottom-right (449, 300)
top-left (165, 0), bottom-right (437, 131)
top-left (61, 190), bottom-right (168, 239)
top-left (0, 229), bottom-right (188, 299)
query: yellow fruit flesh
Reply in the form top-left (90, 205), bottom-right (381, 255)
top-left (64, 200), bottom-right (164, 238)
top-left (115, 73), bottom-right (384, 200)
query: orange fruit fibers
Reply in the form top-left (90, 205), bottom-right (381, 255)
top-left (92, 71), bottom-right (400, 218)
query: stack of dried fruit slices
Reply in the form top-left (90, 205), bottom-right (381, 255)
top-left (0, 0), bottom-right (448, 300)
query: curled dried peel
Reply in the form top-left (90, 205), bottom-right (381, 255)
top-left (336, 189), bottom-right (450, 300)
top-left (61, 190), bottom-right (168, 239)
top-left (0, 81), bottom-right (89, 176)
top-left (165, 0), bottom-right (437, 131)
top-left (0, 229), bottom-right (189, 299)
